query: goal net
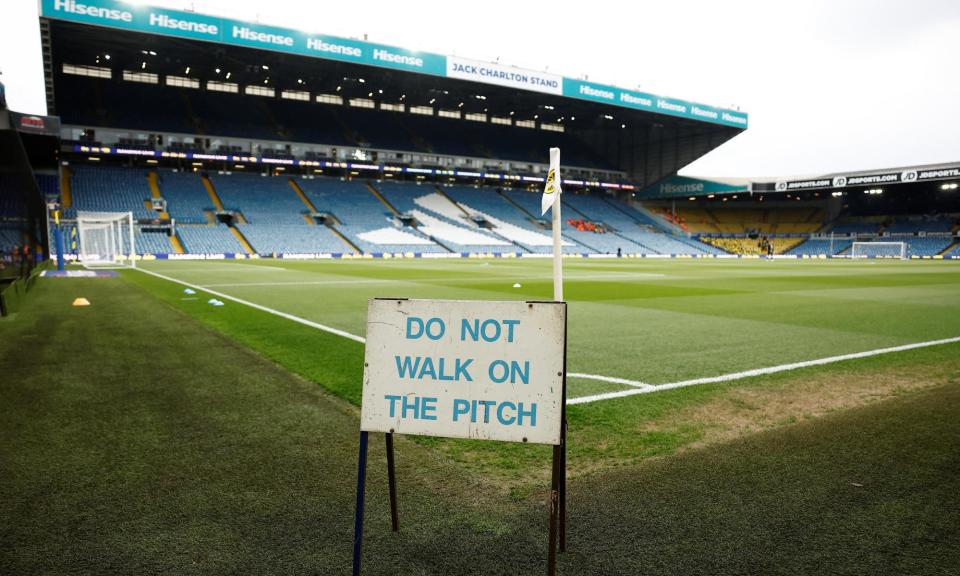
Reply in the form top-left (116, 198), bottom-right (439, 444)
top-left (76, 211), bottom-right (136, 268)
top-left (851, 241), bottom-right (907, 259)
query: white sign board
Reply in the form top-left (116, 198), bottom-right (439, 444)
top-left (446, 56), bottom-right (563, 96)
top-left (360, 299), bottom-right (566, 445)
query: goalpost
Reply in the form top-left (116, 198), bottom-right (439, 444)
top-left (851, 241), bottom-right (907, 260)
top-left (76, 211), bottom-right (137, 268)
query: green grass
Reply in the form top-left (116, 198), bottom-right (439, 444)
top-left (123, 258), bottom-right (960, 484)
top-left (1, 269), bottom-right (958, 574)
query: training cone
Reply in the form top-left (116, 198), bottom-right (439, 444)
top-left (184, 288), bottom-right (196, 295)
top-left (72, 298), bottom-right (91, 307)
top-left (513, 283), bottom-right (522, 288)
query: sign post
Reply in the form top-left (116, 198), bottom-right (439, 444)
top-left (352, 298), bottom-right (567, 574)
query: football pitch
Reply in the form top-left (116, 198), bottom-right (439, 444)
top-left (3, 257), bottom-right (960, 574)
top-left (127, 257), bottom-right (960, 481)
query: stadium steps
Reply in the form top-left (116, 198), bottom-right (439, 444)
top-left (201, 174), bottom-right (225, 211)
top-left (228, 227), bottom-right (255, 254)
top-left (600, 196), bottom-right (646, 224)
top-left (366, 182), bottom-right (453, 252)
top-left (938, 239), bottom-right (959, 256)
top-left (561, 199), bottom-right (642, 252)
top-left (327, 224), bottom-right (362, 253)
top-left (488, 230), bottom-right (532, 254)
top-left (433, 186), bottom-right (472, 218)
top-left (168, 233), bottom-right (185, 254)
top-left (431, 185), bottom-right (524, 250)
top-left (60, 166), bottom-right (72, 208)
top-left (497, 189), bottom-right (542, 222)
top-left (366, 182), bottom-right (400, 215)
top-left (561, 199), bottom-right (593, 221)
top-left (146, 172), bottom-right (170, 220)
top-left (288, 179), bottom-right (317, 224)
top-left (497, 190), bottom-right (595, 253)
top-left (610, 230), bottom-right (652, 252)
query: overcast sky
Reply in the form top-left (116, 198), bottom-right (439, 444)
top-left (2, 0), bottom-right (958, 177)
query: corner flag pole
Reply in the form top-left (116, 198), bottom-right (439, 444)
top-left (543, 147), bottom-right (564, 302)
top-left (552, 188), bottom-right (563, 301)
top-left (542, 148), bottom-right (567, 574)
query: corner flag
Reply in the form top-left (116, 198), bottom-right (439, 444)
top-left (541, 147), bottom-right (562, 216)
top-left (541, 147), bottom-right (564, 301)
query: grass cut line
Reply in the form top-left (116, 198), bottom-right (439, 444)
top-left (568, 335), bottom-right (960, 405)
top-left (136, 267), bottom-right (367, 344)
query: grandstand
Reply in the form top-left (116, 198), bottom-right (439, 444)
top-left (20, 1), bottom-right (956, 262)
top-left (33, 0), bottom-right (761, 260)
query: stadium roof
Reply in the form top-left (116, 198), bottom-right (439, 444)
top-left (39, 0), bottom-right (749, 186)
top-left (640, 162), bottom-right (960, 200)
top-left (39, 0), bottom-right (748, 130)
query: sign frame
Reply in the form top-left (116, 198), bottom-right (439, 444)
top-left (352, 297), bottom-right (568, 575)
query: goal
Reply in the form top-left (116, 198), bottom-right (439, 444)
top-left (851, 241), bottom-right (907, 260)
top-left (76, 211), bottom-right (137, 268)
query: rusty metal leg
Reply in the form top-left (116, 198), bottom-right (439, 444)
top-left (559, 419), bottom-right (567, 553)
top-left (352, 431), bottom-right (369, 576)
top-left (386, 432), bottom-right (399, 532)
top-left (547, 443), bottom-right (561, 575)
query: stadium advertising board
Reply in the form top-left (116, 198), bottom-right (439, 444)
top-left (10, 112), bottom-right (61, 136)
top-left (40, 0), bottom-right (445, 76)
top-left (360, 299), bottom-right (566, 445)
top-left (563, 79), bottom-right (748, 127)
top-left (637, 175), bottom-right (749, 199)
top-left (771, 166), bottom-right (960, 192)
top-left (41, 0), bottom-right (747, 129)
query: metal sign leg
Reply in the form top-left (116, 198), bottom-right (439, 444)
top-left (559, 418), bottom-right (567, 553)
top-left (547, 444), bottom-right (561, 575)
top-left (352, 431), bottom-right (369, 576)
top-left (386, 432), bottom-right (399, 532)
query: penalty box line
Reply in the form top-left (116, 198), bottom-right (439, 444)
top-left (567, 336), bottom-right (960, 405)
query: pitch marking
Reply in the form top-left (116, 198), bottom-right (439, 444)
top-left (136, 267), bottom-right (960, 405)
top-left (567, 336), bottom-right (960, 405)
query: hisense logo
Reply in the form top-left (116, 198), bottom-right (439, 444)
top-left (54, 0), bottom-right (133, 22)
top-left (661, 182), bottom-right (704, 194)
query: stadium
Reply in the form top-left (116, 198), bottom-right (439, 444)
top-left (1, 1), bottom-right (959, 574)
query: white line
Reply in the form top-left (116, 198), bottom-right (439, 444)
top-left (202, 279), bottom-right (396, 288)
top-left (568, 372), bottom-right (652, 390)
top-left (567, 335), bottom-right (960, 405)
top-left (202, 272), bottom-right (669, 288)
top-left (135, 267), bottom-right (367, 344)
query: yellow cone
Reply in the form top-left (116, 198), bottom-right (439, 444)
top-left (72, 298), bottom-right (91, 307)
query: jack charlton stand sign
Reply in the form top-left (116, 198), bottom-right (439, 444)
top-left (352, 298), bottom-right (568, 575)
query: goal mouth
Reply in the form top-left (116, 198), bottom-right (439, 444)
top-left (76, 211), bottom-right (137, 269)
top-left (850, 241), bottom-right (908, 260)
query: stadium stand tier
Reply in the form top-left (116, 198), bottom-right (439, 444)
top-left (54, 165), bottom-right (771, 257)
